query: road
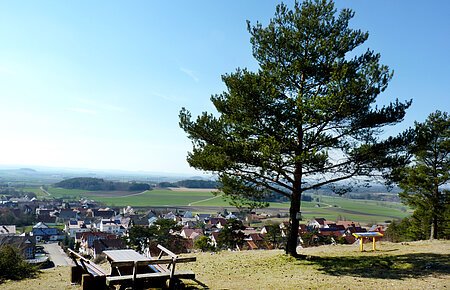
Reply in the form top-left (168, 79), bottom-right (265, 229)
top-left (40, 186), bottom-right (51, 196)
top-left (42, 242), bottom-right (74, 267)
top-left (188, 194), bottom-right (223, 206)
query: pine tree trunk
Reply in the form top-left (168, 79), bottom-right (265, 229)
top-left (430, 182), bottom-right (439, 240)
top-left (286, 190), bottom-right (301, 257)
top-left (430, 215), bottom-right (438, 240)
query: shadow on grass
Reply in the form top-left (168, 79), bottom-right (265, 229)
top-left (305, 253), bottom-right (450, 279)
top-left (182, 278), bottom-right (209, 289)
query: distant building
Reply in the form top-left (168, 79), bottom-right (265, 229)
top-left (65, 220), bottom-right (92, 237)
top-left (57, 209), bottom-right (79, 221)
top-left (98, 219), bottom-right (126, 235)
top-left (31, 222), bottom-right (64, 242)
top-left (79, 232), bottom-right (118, 256)
top-left (208, 218), bottom-right (227, 229)
top-left (93, 209), bottom-right (116, 219)
top-left (0, 235), bottom-right (36, 259)
top-left (92, 238), bottom-right (125, 258)
top-left (180, 228), bottom-right (203, 241)
top-left (307, 218), bottom-right (327, 229)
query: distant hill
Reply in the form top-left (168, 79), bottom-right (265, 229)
top-left (19, 168), bottom-right (37, 172)
top-left (54, 177), bottom-right (151, 192)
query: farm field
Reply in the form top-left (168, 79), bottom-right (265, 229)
top-left (19, 187), bottom-right (49, 199)
top-left (31, 187), bottom-right (411, 224)
top-left (1, 240), bottom-right (448, 290)
top-left (309, 195), bottom-right (410, 221)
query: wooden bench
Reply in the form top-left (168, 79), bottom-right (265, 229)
top-left (105, 245), bottom-right (196, 288)
top-left (68, 249), bottom-right (108, 290)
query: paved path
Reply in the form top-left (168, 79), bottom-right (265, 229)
top-left (188, 194), bottom-right (223, 206)
top-left (99, 190), bottom-right (149, 198)
top-left (42, 243), bottom-right (74, 267)
top-left (40, 186), bottom-right (51, 196)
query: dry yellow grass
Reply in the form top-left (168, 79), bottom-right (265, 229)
top-left (0, 266), bottom-right (77, 290)
top-left (179, 240), bottom-right (450, 290)
top-left (1, 240), bottom-right (449, 290)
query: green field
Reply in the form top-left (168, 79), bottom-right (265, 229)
top-left (44, 187), bottom-right (223, 206)
top-left (22, 187), bottom-right (50, 198)
top-left (29, 186), bottom-right (410, 224)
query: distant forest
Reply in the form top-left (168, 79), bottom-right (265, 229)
top-left (54, 177), bottom-right (151, 191)
top-left (158, 179), bottom-right (218, 189)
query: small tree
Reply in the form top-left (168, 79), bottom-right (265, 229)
top-left (151, 219), bottom-right (183, 248)
top-left (127, 225), bottom-right (153, 252)
top-left (396, 110), bottom-right (450, 239)
top-left (0, 246), bottom-right (39, 282)
top-left (217, 219), bottom-right (245, 250)
top-left (263, 223), bottom-right (283, 249)
top-left (126, 219), bottom-right (185, 254)
top-left (194, 236), bottom-right (215, 252)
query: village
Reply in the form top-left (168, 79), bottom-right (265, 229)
top-left (0, 194), bottom-right (387, 264)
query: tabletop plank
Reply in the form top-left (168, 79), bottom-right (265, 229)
top-left (103, 249), bottom-right (150, 262)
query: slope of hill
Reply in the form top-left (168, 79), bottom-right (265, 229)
top-left (0, 240), bottom-right (448, 289)
top-left (178, 240), bottom-right (450, 289)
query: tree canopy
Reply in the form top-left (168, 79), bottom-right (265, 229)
top-left (217, 219), bottom-right (245, 250)
top-left (179, 0), bottom-right (410, 256)
top-left (126, 219), bottom-right (185, 253)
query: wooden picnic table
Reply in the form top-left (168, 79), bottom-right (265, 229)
top-left (69, 246), bottom-right (196, 289)
top-left (103, 246), bottom-right (196, 289)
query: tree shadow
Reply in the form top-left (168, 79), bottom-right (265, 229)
top-left (305, 252), bottom-right (450, 279)
top-left (180, 278), bottom-right (209, 289)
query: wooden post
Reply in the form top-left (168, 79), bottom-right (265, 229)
top-left (71, 265), bottom-right (83, 284)
top-left (372, 237), bottom-right (376, 251)
top-left (359, 237), bottom-right (364, 252)
top-left (81, 274), bottom-right (93, 290)
top-left (132, 260), bottom-right (138, 289)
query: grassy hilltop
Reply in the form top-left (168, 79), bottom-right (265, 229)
top-left (0, 240), bottom-right (448, 289)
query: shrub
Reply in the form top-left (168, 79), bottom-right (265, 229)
top-left (194, 236), bottom-right (215, 252)
top-left (0, 246), bottom-right (39, 282)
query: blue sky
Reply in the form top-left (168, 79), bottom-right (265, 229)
top-left (0, 1), bottom-right (449, 174)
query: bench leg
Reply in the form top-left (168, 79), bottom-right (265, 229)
top-left (81, 274), bottom-right (93, 290)
top-left (82, 274), bottom-right (107, 290)
top-left (71, 265), bottom-right (83, 284)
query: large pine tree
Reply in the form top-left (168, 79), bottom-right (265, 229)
top-left (179, 0), bottom-right (410, 256)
